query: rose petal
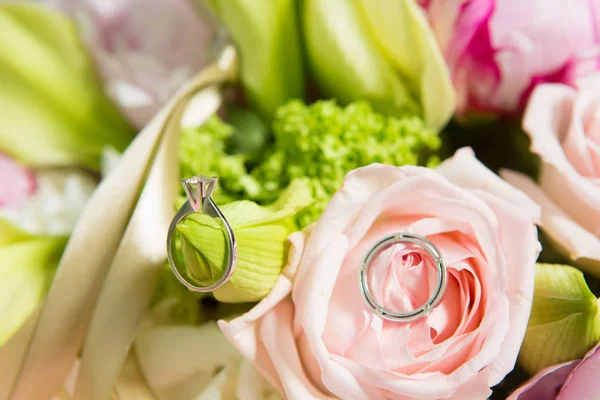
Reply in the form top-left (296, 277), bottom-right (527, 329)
top-left (437, 147), bottom-right (541, 223)
top-left (258, 301), bottom-right (334, 399)
top-left (524, 85), bottom-right (600, 236)
top-left (503, 170), bottom-right (600, 276)
top-left (292, 164), bottom-right (412, 292)
top-left (474, 190), bottom-right (539, 385)
top-left (562, 92), bottom-right (600, 176)
top-left (524, 84), bottom-right (578, 161)
top-left (558, 342), bottom-right (600, 399)
top-left (507, 362), bottom-right (577, 400)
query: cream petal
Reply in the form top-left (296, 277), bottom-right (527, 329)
top-left (134, 324), bottom-right (236, 390)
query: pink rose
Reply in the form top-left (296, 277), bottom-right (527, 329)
top-left (420, 0), bottom-right (600, 116)
top-left (219, 148), bottom-right (540, 399)
top-left (0, 153), bottom-right (35, 209)
top-left (503, 80), bottom-right (600, 276)
top-left (54, 0), bottom-right (224, 128)
top-left (508, 342), bottom-right (600, 400)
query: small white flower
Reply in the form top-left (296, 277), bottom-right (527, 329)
top-left (1, 169), bottom-right (97, 235)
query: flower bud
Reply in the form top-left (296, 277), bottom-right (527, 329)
top-left (177, 179), bottom-right (313, 303)
top-left (303, 0), bottom-right (454, 130)
top-left (209, 0), bottom-right (305, 119)
top-left (519, 263), bottom-right (600, 374)
top-left (0, 4), bottom-right (133, 171)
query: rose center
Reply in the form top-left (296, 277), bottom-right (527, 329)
top-left (366, 242), bottom-right (437, 315)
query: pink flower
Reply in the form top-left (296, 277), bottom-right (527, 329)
top-left (0, 153), bottom-right (97, 235)
top-left (503, 79), bottom-right (600, 276)
top-left (421, 0), bottom-right (600, 116)
top-left (54, 0), bottom-right (224, 128)
top-left (0, 153), bottom-right (36, 209)
top-left (219, 148), bottom-right (540, 400)
top-left (507, 342), bottom-right (600, 400)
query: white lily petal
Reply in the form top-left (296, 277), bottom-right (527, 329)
top-left (6, 50), bottom-right (237, 400)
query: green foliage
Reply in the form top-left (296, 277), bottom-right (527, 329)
top-left (0, 4), bottom-right (133, 170)
top-left (0, 219), bottom-right (68, 346)
top-left (179, 116), bottom-right (261, 204)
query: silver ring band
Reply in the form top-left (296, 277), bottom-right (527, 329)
top-left (166, 176), bottom-right (237, 292)
top-left (359, 233), bottom-right (447, 322)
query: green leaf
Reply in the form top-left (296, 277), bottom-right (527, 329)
top-left (210, 0), bottom-right (305, 119)
top-left (177, 179), bottom-right (313, 302)
top-left (519, 263), bottom-right (600, 374)
top-left (303, 0), bottom-right (420, 119)
top-left (0, 221), bottom-right (68, 347)
top-left (0, 218), bottom-right (31, 245)
top-left (0, 4), bottom-right (133, 170)
top-left (356, 0), bottom-right (455, 130)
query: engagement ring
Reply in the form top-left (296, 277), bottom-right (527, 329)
top-left (166, 175), bottom-right (237, 292)
top-left (359, 233), bottom-right (447, 322)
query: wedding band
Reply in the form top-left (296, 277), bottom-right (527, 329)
top-left (359, 233), bottom-right (447, 322)
top-left (166, 175), bottom-right (237, 292)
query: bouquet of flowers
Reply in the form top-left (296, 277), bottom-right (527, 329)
top-left (2, 1), bottom-right (600, 399)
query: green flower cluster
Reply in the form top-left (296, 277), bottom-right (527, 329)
top-left (252, 100), bottom-right (440, 226)
top-left (179, 100), bottom-right (440, 227)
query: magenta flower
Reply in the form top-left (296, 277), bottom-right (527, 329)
top-left (421, 0), bottom-right (600, 117)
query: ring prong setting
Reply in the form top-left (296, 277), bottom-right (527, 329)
top-left (182, 175), bottom-right (218, 212)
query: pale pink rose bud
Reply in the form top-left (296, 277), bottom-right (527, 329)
top-left (503, 78), bottom-right (600, 277)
